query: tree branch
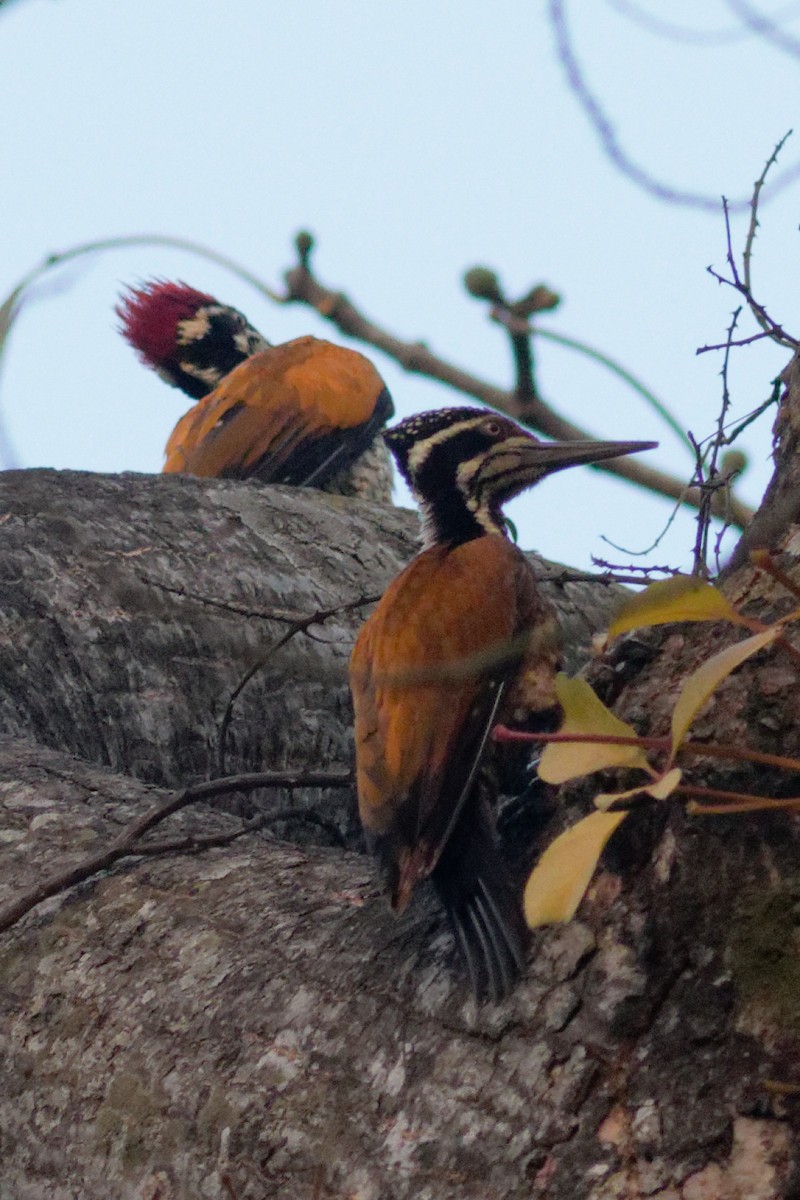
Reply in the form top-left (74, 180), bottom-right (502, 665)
top-left (282, 256), bottom-right (754, 529)
top-left (0, 768), bottom-right (352, 935)
top-left (549, 0), bottom-right (800, 210)
top-left (725, 0), bottom-right (800, 58)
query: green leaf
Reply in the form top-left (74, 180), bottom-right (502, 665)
top-left (670, 627), bottom-right (779, 755)
top-left (524, 810), bottom-right (629, 927)
top-left (607, 575), bottom-right (743, 639)
top-left (0, 282), bottom-right (25, 367)
top-left (595, 767), bottom-right (682, 811)
top-left (538, 674), bottom-right (651, 784)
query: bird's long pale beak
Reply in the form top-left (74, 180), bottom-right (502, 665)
top-left (476, 435), bottom-right (657, 499)
top-left (509, 436), bottom-right (658, 472)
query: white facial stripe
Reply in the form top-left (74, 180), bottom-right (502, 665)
top-left (176, 310), bottom-right (212, 346)
top-left (456, 452), bottom-right (524, 537)
top-left (456, 452), bottom-right (511, 499)
top-left (456, 457), bottom-right (480, 495)
top-left (232, 329), bottom-right (250, 355)
top-left (182, 362), bottom-right (223, 386)
top-left (405, 415), bottom-right (489, 475)
top-left (417, 498), bottom-right (439, 550)
top-left (473, 503), bottom-right (504, 536)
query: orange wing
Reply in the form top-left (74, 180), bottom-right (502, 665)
top-left (350, 535), bottom-right (556, 911)
top-left (163, 336), bottom-right (391, 483)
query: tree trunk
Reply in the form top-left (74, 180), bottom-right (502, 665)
top-left (1, 441), bottom-right (799, 1198)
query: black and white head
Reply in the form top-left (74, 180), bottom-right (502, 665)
top-left (117, 280), bottom-right (270, 400)
top-left (385, 406), bottom-right (656, 547)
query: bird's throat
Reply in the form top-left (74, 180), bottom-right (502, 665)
top-left (418, 493), bottom-right (506, 549)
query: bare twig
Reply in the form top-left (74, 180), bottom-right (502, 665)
top-left (474, 268), bottom-right (693, 450)
top-left (599, 493), bottom-right (685, 557)
top-left (216, 592), bottom-right (378, 775)
top-left (549, 0), bottom-right (800, 211)
top-left (132, 807), bottom-right (346, 857)
top-left (0, 768), bottom-right (352, 935)
top-left (726, 0), bottom-right (800, 58)
top-left (141, 576), bottom-right (378, 627)
top-left (604, 0), bottom-right (800, 44)
top-left (129, 815), bottom-right (268, 858)
top-left (489, 307), bottom-right (539, 409)
top-left (23, 234), bottom-right (284, 306)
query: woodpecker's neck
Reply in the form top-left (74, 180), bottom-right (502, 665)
top-left (417, 490), bottom-right (507, 549)
top-left (387, 409), bottom-right (520, 549)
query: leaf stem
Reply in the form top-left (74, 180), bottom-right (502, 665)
top-left (493, 725), bottom-right (800, 773)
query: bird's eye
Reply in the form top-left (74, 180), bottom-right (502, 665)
top-left (482, 420), bottom-right (502, 437)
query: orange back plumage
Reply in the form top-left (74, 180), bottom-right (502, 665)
top-left (163, 336), bottom-right (392, 485)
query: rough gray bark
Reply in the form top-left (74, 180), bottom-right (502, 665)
top-left (0, 470), bottom-right (622, 838)
top-left (1, 464), bottom-right (799, 1199)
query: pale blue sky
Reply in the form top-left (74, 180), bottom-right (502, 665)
top-left (1, 0), bottom-right (798, 570)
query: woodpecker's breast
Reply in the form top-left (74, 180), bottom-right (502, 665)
top-left (350, 535), bottom-right (559, 839)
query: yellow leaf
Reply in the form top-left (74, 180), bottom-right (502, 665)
top-left (538, 674), bottom-right (651, 784)
top-left (524, 810), bottom-right (628, 927)
top-left (607, 575), bottom-right (743, 639)
top-left (670, 627), bottom-right (779, 755)
top-left (595, 767), bottom-right (683, 811)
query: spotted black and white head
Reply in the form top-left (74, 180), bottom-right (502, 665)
top-left (117, 280), bottom-right (270, 400)
top-left (385, 406), bottom-right (656, 548)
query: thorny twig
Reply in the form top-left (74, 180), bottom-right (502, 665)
top-left (691, 308), bottom-right (743, 574)
top-left (744, 132), bottom-right (797, 338)
top-left (0, 768), bottom-right (352, 935)
top-left (699, 378), bottom-right (782, 448)
top-left (590, 557), bottom-right (683, 578)
top-left (707, 136), bottom-right (799, 351)
top-left (696, 329), bottom-right (779, 355)
top-left (536, 564), bottom-right (674, 587)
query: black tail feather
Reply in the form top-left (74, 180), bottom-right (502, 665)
top-left (432, 804), bottom-right (528, 1002)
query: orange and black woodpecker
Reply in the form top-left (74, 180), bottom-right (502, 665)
top-left (349, 407), bottom-right (655, 1000)
top-left (117, 280), bottom-right (394, 501)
